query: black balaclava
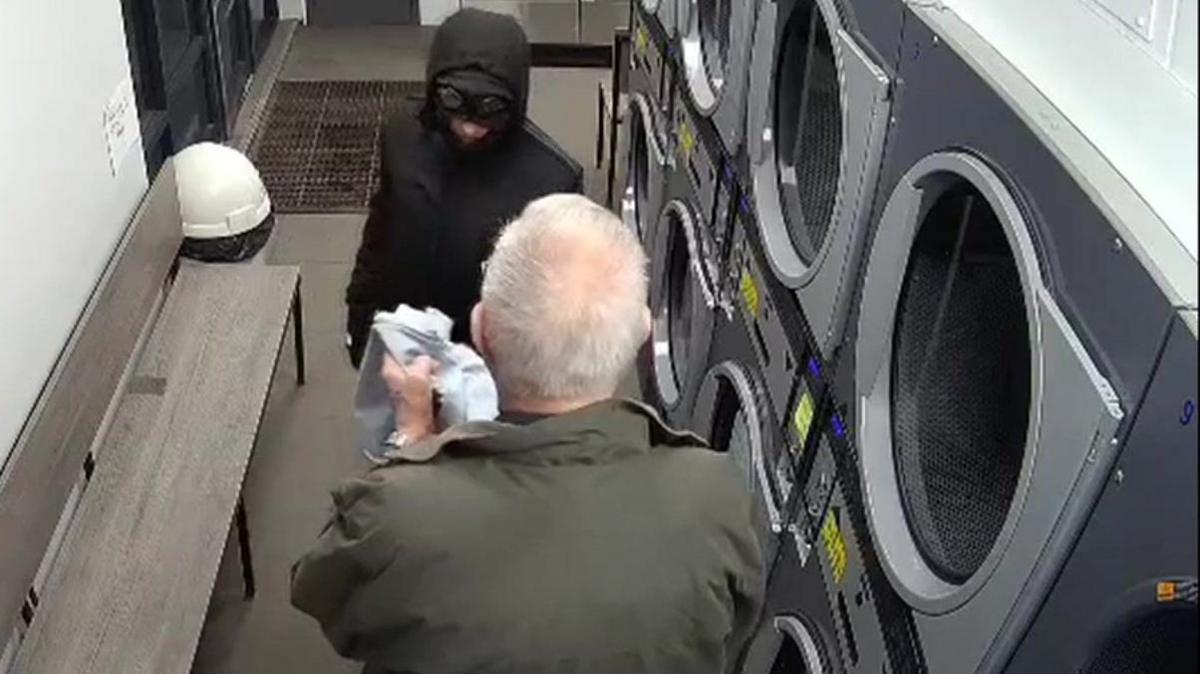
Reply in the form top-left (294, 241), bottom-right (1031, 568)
top-left (420, 9), bottom-right (532, 146)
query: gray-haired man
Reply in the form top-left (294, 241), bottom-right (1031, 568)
top-left (293, 194), bottom-right (765, 674)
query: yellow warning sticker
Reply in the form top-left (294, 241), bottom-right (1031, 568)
top-left (822, 510), bottom-right (849, 584)
top-left (635, 27), bottom-right (649, 56)
top-left (1157, 582), bottom-right (1178, 603)
top-left (677, 120), bottom-right (696, 160)
top-left (740, 267), bottom-right (761, 319)
top-left (794, 392), bottom-right (815, 447)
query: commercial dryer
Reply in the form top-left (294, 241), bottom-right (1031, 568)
top-left (829, 6), bottom-right (1195, 673)
top-left (689, 310), bottom-right (791, 567)
top-left (743, 0), bottom-right (903, 363)
top-left (677, 0), bottom-right (758, 156)
top-left (1002, 308), bottom-right (1197, 673)
top-left (638, 86), bottom-right (723, 428)
top-left (740, 411), bottom-right (927, 674)
top-left (623, 7), bottom-right (674, 246)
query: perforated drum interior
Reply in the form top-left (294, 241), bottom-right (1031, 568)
top-left (890, 182), bottom-right (1030, 583)
top-left (775, 3), bottom-right (841, 266)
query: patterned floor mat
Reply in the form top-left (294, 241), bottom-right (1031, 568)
top-left (250, 80), bottom-right (423, 212)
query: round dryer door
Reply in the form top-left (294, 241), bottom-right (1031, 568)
top-left (681, 0), bottom-right (732, 112)
top-left (622, 94), bottom-right (669, 244)
top-left (647, 200), bottom-right (718, 414)
top-left (771, 1), bottom-right (841, 267)
top-left (855, 152), bottom-right (1124, 619)
top-left (743, 615), bottom-right (835, 673)
top-left (1083, 602), bottom-right (1198, 674)
top-left (693, 361), bottom-right (786, 538)
top-left (745, 0), bottom-right (892, 357)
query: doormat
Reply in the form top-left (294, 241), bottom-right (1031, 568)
top-left (250, 80), bottom-right (423, 212)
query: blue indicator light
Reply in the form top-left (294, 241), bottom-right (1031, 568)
top-left (808, 357), bottom-right (823, 379)
top-left (832, 414), bottom-right (847, 439)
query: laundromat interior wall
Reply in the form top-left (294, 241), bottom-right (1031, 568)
top-left (0, 3), bottom-right (149, 469)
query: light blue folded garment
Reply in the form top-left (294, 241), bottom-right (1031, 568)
top-left (355, 305), bottom-right (499, 463)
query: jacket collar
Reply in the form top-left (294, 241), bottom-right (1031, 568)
top-left (378, 398), bottom-right (706, 465)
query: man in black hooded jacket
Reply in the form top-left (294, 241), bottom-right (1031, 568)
top-left (345, 9), bottom-right (583, 367)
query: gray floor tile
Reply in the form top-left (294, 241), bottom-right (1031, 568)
top-left (282, 25), bottom-right (434, 81)
top-left (269, 213), bottom-right (366, 265)
top-left (290, 262), bottom-right (355, 337)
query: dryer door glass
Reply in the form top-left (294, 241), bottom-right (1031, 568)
top-left (774, 3), bottom-right (841, 266)
top-left (889, 182), bottom-right (1031, 583)
top-left (631, 110), bottom-right (653, 239)
top-left (709, 381), bottom-right (759, 497)
top-left (699, 0), bottom-right (731, 90)
top-left (651, 209), bottom-right (697, 403)
top-left (667, 213), bottom-right (698, 391)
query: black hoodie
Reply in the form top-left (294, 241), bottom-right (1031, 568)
top-left (345, 9), bottom-right (583, 367)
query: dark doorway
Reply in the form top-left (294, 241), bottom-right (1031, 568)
top-left (120, 0), bottom-right (276, 178)
top-left (308, 0), bottom-right (420, 26)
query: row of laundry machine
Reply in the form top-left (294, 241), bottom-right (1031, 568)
top-left (621, 0), bottom-right (1198, 673)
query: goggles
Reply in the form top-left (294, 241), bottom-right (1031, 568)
top-left (433, 84), bottom-right (513, 125)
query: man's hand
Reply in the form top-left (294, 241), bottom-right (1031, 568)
top-left (381, 354), bottom-right (439, 442)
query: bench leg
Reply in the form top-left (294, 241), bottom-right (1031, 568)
top-left (292, 284), bottom-right (307, 386)
top-left (235, 497), bottom-right (257, 600)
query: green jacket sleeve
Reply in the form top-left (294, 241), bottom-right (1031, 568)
top-left (725, 476), bottom-right (769, 672)
top-left (290, 477), bottom-right (397, 658)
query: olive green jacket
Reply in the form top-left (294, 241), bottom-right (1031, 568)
top-left (291, 399), bottom-right (765, 674)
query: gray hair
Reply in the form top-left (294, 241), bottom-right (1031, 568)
top-left (481, 194), bottom-right (649, 401)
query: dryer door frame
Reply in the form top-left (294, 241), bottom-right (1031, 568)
top-left (622, 93), bottom-right (671, 244)
top-left (745, 0), bottom-right (891, 356)
top-left (854, 151), bottom-right (1124, 619)
top-left (693, 360), bottom-right (787, 538)
top-left (648, 198), bottom-right (719, 413)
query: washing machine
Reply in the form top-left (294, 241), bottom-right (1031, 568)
top-left (677, 0), bottom-right (757, 156)
top-left (830, 6), bottom-right (1191, 673)
top-left (743, 0), bottom-right (903, 363)
top-left (638, 86), bottom-right (723, 428)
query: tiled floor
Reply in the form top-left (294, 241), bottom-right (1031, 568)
top-left (191, 21), bottom-right (634, 674)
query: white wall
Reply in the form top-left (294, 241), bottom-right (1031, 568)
top-left (279, 0), bottom-right (308, 22)
top-left (943, 0), bottom-right (1199, 261)
top-left (420, 0), bottom-right (459, 24)
top-left (0, 1), bottom-right (149, 465)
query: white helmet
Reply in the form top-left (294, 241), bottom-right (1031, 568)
top-left (175, 142), bottom-right (274, 262)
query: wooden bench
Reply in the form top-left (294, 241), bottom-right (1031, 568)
top-left (12, 260), bottom-right (305, 672)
